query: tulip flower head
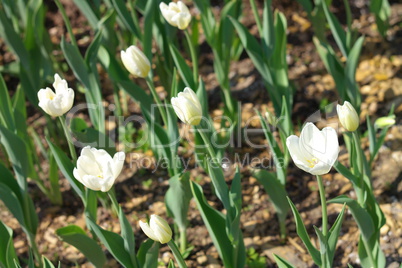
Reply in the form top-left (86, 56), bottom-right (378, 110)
top-left (121, 46), bottom-right (151, 78)
top-left (139, 215), bottom-right (172, 244)
top-left (336, 101), bottom-right (359, 132)
top-left (375, 115), bottom-right (395, 129)
top-left (159, 1), bottom-right (191, 30)
top-left (73, 146), bottom-right (125, 192)
top-left (286, 123), bottom-right (339, 176)
top-left (171, 87), bottom-right (202, 126)
top-left (37, 74), bottom-right (74, 117)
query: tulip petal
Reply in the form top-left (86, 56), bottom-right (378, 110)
top-left (139, 221), bottom-right (159, 241)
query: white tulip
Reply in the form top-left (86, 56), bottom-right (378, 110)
top-left (37, 74), bottom-right (74, 117)
top-left (73, 146), bottom-right (125, 192)
top-left (286, 123), bottom-right (339, 176)
top-left (121, 46), bottom-right (151, 78)
top-left (159, 1), bottom-right (191, 30)
top-left (171, 87), bottom-right (202, 126)
top-left (336, 101), bottom-right (359, 132)
top-left (139, 215), bottom-right (172, 244)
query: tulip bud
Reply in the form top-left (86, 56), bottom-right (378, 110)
top-left (171, 87), bottom-right (202, 126)
top-left (336, 101), bottom-right (359, 132)
top-left (265, 111), bottom-right (277, 126)
top-left (159, 1), bottom-right (191, 30)
top-left (139, 215), bottom-right (172, 244)
top-left (375, 115), bottom-right (395, 129)
top-left (73, 146), bottom-right (125, 192)
top-left (37, 74), bottom-right (74, 117)
top-left (121, 46), bottom-right (151, 78)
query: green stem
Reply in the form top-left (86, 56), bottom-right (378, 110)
top-left (167, 240), bottom-right (188, 268)
top-left (249, 0), bottom-right (263, 36)
top-left (278, 217), bottom-right (287, 242)
top-left (195, 125), bottom-right (217, 162)
top-left (59, 116), bottom-right (77, 162)
top-left (361, 235), bottom-right (377, 268)
top-left (145, 76), bottom-right (168, 126)
top-left (107, 190), bottom-right (120, 216)
top-left (54, 0), bottom-right (78, 48)
top-left (184, 30), bottom-right (198, 85)
top-left (352, 131), bottom-right (365, 206)
top-left (179, 227), bottom-right (187, 254)
top-left (316, 175), bottom-right (328, 268)
top-left (316, 175), bottom-right (327, 236)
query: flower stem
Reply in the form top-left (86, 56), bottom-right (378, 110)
top-left (180, 227), bottom-right (187, 253)
top-left (184, 30), bottom-right (198, 85)
top-left (167, 240), bottom-right (188, 268)
top-left (316, 175), bottom-right (328, 267)
top-left (195, 125), bottom-right (217, 162)
top-left (352, 131), bottom-right (365, 206)
top-left (59, 116), bottom-right (77, 162)
top-left (145, 76), bottom-right (168, 126)
top-left (316, 175), bottom-right (327, 236)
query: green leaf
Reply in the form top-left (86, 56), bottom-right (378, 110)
top-left (328, 195), bottom-right (374, 241)
top-left (313, 226), bottom-right (330, 267)
top-left (111, 0), bottom-right (141, 38)
top-left (143, 0), bottom-right (156, 60)
top-left (333, 161), bottom-right (359, 186)
top-left (0, 125), bottom-right (30, 184)
top-left (345, 36), bottom-right (364, 107)
top-left (72, 0), bottom-right (99, 29)
top-left (0, 183), bottom-right (26, 230)
top-left (42, 256), bottom-right (57, 268)
top-left (229, 17), bottom-right (271, 84)
top-left (169, 43), bottom-right (196, 90)
top-left (327, 204), bottom-right (346, 266)
top-left (0, 74), bottom-right (15, 131)
top-left (165, 172), bottom-right (192, 230)
top-left (206, 160), bottom-right (231, 212)
top-left (86, 217), bottom-right (134, 268)
top-left (47, 138), bottom-right (84, 201)
top-left (321, 0), bottom-right (348, 57)
top-left (56, 225), bottom-right (106, 268)
top-left (137, 239), bottom-right (159, 268)
top-left (118, 206), bottom-right (138, 267)
top-left (287, 197), bottom-right (321, 265)
top-left (167, 260), bottom-right (176, 268)
top-left (273, 254), bottom-right (295, 268)
top-left (191, 181), bottom-right (233, 268)
top-left (253, 170), bottom-right (289, 223)
top-left (262, 0), bottom-right (275, 58)
top-left (0, 221), bottom-right (18, 268)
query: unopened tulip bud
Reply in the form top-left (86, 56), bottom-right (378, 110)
top-left (139, 215), bottom-right (172, 244)
top-left (375, 116), bottom-right (395, 129)
top-left (121, 46), bottom-right (151, 78)
top-left (73, 146), bottom-right (125, 192)
top-left (171, 87), bottom-right (202, 126)
top-left (38, 74), bottom-right (74, 117)
top-left (159, 1), bottom-right (191, 30)
top-left (336, 101), bottom-right (359, 132)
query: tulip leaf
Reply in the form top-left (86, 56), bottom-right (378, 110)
top-left (313, 226), bottom-right (330, 267)
top-left (0, 74), bottom-right (15, 131)
top-left (321, 0), bottom-right (347, 58)
top-left (72, 0), bottom-right (99, 29)
top-left (56, 225), bottom-right (106, 268)
top-left (47, 138), bottom-right (84, 201)
top-left (143, 0), bottom-right (156, 60)
top-left (169, 43), bottom-right (196, 90)
top-left (118, 206), bottom-right (138, 267)
top-left (273, 254), bottom-right (295, 268)
top-left (287, 197), bottom-right (321, 266)
top-left (42, 256), bottom-right (59, 268)
top-left (333, 162), bottom-right (359, 186)
top-left (111, 0), bottom-right (141, 38)
top-left (253, 170), bottom-right (289, 223)
top-left (262, 0), bottom-right (275, 59)
top-left (345, 36), bottom-right (364, 108)
top-left (86, 217), bottom-right (135, 268)
top-left (206, 160), bottom-right (231, 212)
top-left (137, 239), bottom-right (159, 268)
top-left (191, 181), bottom-right (234, 268)
top-left (328, 195), bottom-right (374, 241)
top-left (327, 204), bottom-right (346, 266)
top-left (229, 16), bottom-right (272, 84)
top-left (0, 125), bottom-right (32, 187)
top-left (165, 172), bottom-right (191, 231)
top-left (0, 221), bottom-right (19, 268)
top-left (0, 183), bottom-right (26, 231)
top-left (167, 260), bottom-right (176, 268)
